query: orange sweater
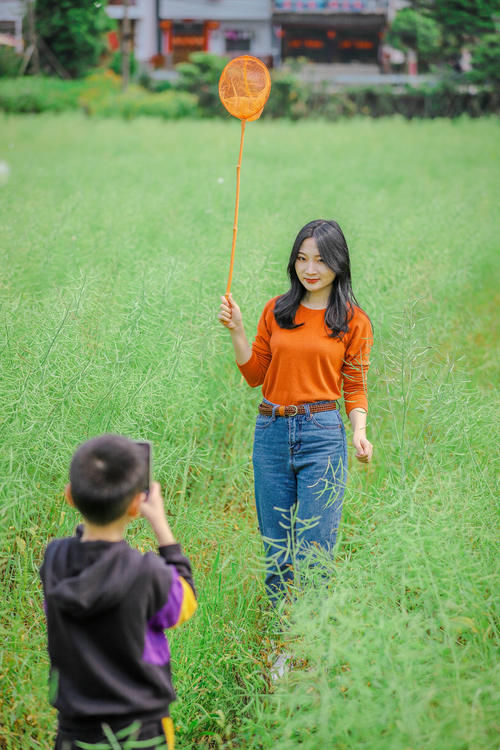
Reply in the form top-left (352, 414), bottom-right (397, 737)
top-left (238, 297), bottom-right (372, 414)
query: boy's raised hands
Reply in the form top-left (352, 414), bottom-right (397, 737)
top-left (140, 482), bottom-right (176, 547)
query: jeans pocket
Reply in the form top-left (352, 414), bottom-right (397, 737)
top-left (255, 414), bottom-right (273, 430)
top-left (310, 411), bottom-right (342, 430)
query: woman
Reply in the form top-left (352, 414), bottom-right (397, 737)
top-left (218, 220), bottom-right (373, 602)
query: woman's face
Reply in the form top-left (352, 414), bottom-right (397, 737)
top-left (294, 237), bottom-right (336, 299)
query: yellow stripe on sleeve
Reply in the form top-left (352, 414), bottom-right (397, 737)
top-left (173, 576), bottom-right (197, 627)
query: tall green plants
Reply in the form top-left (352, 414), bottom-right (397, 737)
top-left (0, 115), bottom-right (497, 748)
top-left (242, 306), bottom-right (499, 749)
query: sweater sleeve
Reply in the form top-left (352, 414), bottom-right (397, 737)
top-left (341, 309), bottom-right (373, 415)
top-left (237, 300), bottom-right (274, 387)
top-left (158, 543), bottom-right (196, 597)
top-left (148, 544), bottom-right (197, 630)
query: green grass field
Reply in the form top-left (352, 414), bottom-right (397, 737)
top-left (0, 113), bottom-right (498, 749)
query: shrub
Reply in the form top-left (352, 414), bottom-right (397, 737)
top-left (0, 47), bottom-right (22, 77)
top-left (304, 82), bottom-right (499, 120)
top-left (392, 82), bottom-right (500, 118)
top-left (263, 77), bottom-right (500, 121)
top-left (135, 71), bottom-right (174, 94)
top-left (175, 52), bottom-right (228, 116)
top-left (0, 76), bottom-right (84, 113)
top-left (0, 71), bottom-right (197, 120)
top-left (80, 83), bottom-right (198, 120)
top-left (263, 72), bottom-right (308, 119)
top-left (85, 69), bottom-right (122, 89)
top-left (2, 70), bottom-right (499, 120)
top-left (340, 86), bottom-right (397, 118)
top-left (109, 50), bottom-right (138, 78)
top-left (77, 69), bottom-right (121, 112)
top-left (112, 90), bottom-right (198, 119)
top-left (150, 79), bottom-right (174, 94)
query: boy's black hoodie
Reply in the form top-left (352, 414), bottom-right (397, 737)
top-left (40, 527), bottom-right (196, 734)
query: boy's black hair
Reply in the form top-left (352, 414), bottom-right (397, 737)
top-left (69, 434), bottom-right (147, 525)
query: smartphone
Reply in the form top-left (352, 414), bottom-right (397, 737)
top-left (134, 440), bottom-right (152, 493)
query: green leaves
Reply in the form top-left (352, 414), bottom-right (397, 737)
top-left (387, 9), bottom-right (442, 64)
top-left (35, 0), bottom-right (115, 78)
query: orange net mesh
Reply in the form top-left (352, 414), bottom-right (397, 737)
top-left (219, 55), bottom-right (271, 121)
top-left (218, 56), bottom-right (271, 298)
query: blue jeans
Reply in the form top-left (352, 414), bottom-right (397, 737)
top-left (252, 399), bottom-right (347, 602)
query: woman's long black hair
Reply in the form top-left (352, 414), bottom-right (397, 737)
top-left (274, 219), bottom-right (366, 339)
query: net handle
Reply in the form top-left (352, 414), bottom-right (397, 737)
top-left (225, 119), bottom-right (246, 298)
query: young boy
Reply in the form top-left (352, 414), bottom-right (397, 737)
top-left (40, 434), bottom-right (197, 750)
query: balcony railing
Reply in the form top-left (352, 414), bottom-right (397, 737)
top-left (274, 0), bottom-right (388, 11)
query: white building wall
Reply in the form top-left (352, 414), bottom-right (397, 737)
top-left (105, 1), bottom-right (274, 64)
top-left (0, 0), bottom-right (25, 51)
top-left (134, 0), bottom-right (157, 62)
top-left (161, 0), bottom-right (273, 60)
top-left (208, 20), bottom-right (272, 58)
top-left (160, 0), bottom-right (271, 21)
top-left (106, 0), bottom-right (155, 62)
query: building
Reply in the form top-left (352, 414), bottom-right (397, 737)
top-left (0, 0), bottom-right (24, 52)
top-left (0, 0), bottom-right (399, 72)
top-left (107, 0), bottom-right (276, 68)
top-left (106, 0), bottom-right (395, 68)
top-left (272, 0), bottom-right (390, 65)
top-left (106, 0), bottom-right (157, 64)
top-left (158, 0), bottom-right (275, 65)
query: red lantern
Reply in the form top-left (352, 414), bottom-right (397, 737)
top-left (107, 31), bottom-right (119, 51)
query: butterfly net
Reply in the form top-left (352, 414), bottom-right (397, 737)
top-left (219, 55), bottom-right (271, 121)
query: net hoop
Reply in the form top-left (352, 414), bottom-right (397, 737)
top-left (218, 55), bottom-right (271, 121)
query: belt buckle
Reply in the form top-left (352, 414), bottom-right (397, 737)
top-left (287, 404), bottom-right (298, 416)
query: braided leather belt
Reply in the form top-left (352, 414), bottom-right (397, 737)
top-left (258, 401), bottom-right (337, 418)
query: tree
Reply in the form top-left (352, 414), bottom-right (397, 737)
top-left (35, 0), bottom-right (114, 78)
top-left (121, 0), bottom-right (131, 90)
top-left (469, 33), bottom-right (500, 85)
top-left (409, 0), bottom-right (500, 58)
top-left (387, 9), bottom-right (441, 69)
top-left (431, 0), bottom-right (500, 39)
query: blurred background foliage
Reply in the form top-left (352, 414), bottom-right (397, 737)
top-left (1, 59), bottom-right (499, 120)
top-left (0, 0), bottom-right (497, 119)
top-left (34, 0), bottom-right (114, 79)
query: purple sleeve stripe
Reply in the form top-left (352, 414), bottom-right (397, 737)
top-left (142, 627), bottom-right (170, 666)
top-left (148, 567), bottom-right (183, 630)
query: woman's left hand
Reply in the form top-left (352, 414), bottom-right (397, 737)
top-left (353, 432), bottom-right (373, 463)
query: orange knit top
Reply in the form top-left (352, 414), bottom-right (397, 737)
top-left (238, 297), bottom-right (372, 414)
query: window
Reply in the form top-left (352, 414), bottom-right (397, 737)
top-left (0, 22), bottom-right (16, 35)
top-left (225, 30), bottom-right (253, 53)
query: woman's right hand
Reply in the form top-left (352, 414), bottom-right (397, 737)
top-left (218, 293), bottom-right (243, 330)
